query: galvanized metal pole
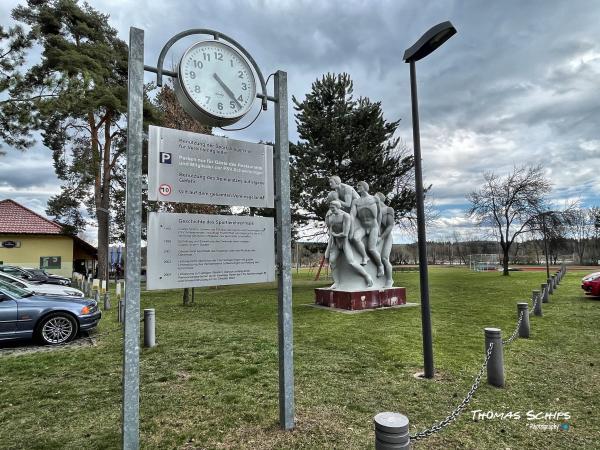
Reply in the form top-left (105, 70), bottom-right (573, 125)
top-left (122, 26), bottom-right (144, 450)
top-left (409, 60), bottom-right (434, 379)
top-left (274, 70), bottom-right (295, 430)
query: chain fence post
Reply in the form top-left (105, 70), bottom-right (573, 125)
top-left (517, 303), bottom-right (530, 338)
top-left (547, 277), bottom-right (553, 295)
top-left (484, 328), bottom-right (504, 387)
top-left (533, 290), bottom-right (543, 316)
top-left (374, 412), bottom-right (410, 449)
top-left (552, 274), bottom-right (557, 289)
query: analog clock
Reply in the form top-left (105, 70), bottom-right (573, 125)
top-left (174, 40), bottom-right (257, 127)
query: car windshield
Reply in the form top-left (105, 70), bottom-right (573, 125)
top-left (28, 269), bottom-right (46, 276)
top-left (0, 279), bottom-right (33, 299)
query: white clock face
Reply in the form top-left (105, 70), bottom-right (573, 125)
top-left (179, 40), bottom-right (257, 121)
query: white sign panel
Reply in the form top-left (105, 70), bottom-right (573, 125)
top-left (148, 126), bottom-right (274, 207)
top-left (146, 212), bottom-right (275, 290)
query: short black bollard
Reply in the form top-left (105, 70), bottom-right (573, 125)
top-left (533, 290), bottom-right (543, 316)
top-left (517, 303), bottom-right (530, 338)
top-left (551, 275), bottom-right (557, 290)
top-left (374, 412), bottom-right (410, 449)
top-left (485, 328), bottom-right (504, 387)
top-left (144, 309), bottom-right (156, 348)
top-left (547, 278), bottom-right (553, 294)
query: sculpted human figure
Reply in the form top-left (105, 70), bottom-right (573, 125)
top-left (375, 192), bottom-right (395, 288)
top-left (329, 175), bottom-right (359, 211)
top-left (324, 191), bottom-right (340, 262)
top-left (326, 200), bottom-right (373, 289)
top-left (350, 181), bottom-right (384, 277)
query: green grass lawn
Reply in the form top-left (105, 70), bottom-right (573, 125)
top-left (0, 268), bottom-right (598, 449)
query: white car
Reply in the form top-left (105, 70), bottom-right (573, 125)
top-left (0, 271), bottom-right (84, 298)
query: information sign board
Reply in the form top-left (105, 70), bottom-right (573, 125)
top-left (148, 126), bottom-right (274, 207)
top-left (146, 212), bottom-right (275, 290)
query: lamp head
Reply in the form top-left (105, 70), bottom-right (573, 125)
top-left (404, 21), bottom-right (457, 62)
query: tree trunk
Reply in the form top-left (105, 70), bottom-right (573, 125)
top-left (502, 247), bottom-right (510, 276)
top-left (97, 208), bottom-right (109, 281)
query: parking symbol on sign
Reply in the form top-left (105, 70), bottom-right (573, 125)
top-left (159, 152), bottom-right (172, 164)
top-left (159, 184), bottom-right (172, 196)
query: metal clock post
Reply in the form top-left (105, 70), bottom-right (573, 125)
top-left (124, 27), bottom-right (294, 449)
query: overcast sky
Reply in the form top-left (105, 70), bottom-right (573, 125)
top-left (1, 0), bottom-right (599, 244)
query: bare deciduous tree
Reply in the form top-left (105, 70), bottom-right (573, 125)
top-left (566, 207), bottom-right (597, 264)
top-left (467, 166), bottom-right (551, 275)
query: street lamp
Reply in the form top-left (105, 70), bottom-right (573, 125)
top-left (404, 21), bottom-right (456, 379)
top-left (541, 213), bottom-right (550, 280)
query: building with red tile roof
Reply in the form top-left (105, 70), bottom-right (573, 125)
top-left (0, 199), bottom-right (96, 277)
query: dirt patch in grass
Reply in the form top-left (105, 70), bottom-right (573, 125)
top-left (0, 334), bottom-right (95, 357)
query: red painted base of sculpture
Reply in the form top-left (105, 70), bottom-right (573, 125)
top-left (314, 287), bottom-right (407, 310)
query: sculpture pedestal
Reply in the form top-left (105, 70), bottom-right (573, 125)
top-left (314, 287), bottom-right (407, 311)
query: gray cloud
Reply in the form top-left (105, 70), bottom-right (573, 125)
top-left (1, 0), bottom-right (599, 240)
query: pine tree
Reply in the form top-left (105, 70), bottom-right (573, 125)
top-left (4, 0), bottom-right (158, 281)
top-left (291, 73), bottom-right (415, 229)
top-left (0, 24), bottom-right (34, 152)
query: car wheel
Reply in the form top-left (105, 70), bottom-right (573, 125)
top-left (36, 313), bottom-right (78, 345)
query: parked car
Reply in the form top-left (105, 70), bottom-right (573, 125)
top-left (23, 268), bottom-right (71, 286)
top-left (0, 279), bottom-right (100, 345)
top-left (0, 265), bottom-right (47, 283)
top-left (581, 272), bottom-right (600, 297)
top-left (0, 271), bottom-right (84, 298)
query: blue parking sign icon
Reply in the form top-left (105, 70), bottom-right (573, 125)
top-left (159, 152), bottom-right (172, 164)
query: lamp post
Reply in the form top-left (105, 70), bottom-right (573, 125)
top-left (404, 21), bottom-right (456, 379)
top-left (541, 213), bottom-right (550, 280)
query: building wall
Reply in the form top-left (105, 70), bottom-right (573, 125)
top-left (0, 234), bottom-right (74, 277)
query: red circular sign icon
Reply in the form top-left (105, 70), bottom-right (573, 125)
top-left (159, 184), bottom-right (172, 196)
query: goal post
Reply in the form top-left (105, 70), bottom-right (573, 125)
top-left (469, 254), bottom-right (499, 272)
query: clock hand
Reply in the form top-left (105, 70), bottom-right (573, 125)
top-left (213, 73), bottom-right (243, 109)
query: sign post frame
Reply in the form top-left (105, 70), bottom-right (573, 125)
top-left (123, 27), bottom-right (144, 450)
top-left (124, 27), bottom-right (295, 448)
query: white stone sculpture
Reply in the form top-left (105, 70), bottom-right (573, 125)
top-left (375, 192), bottom-right (395, 288)
top-left (324, 177), bottom-right (394, 291)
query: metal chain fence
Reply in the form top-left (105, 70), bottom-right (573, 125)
top-left (410, 342), bottom-right (495, 441)
top-left (502, 311), bottom-right (524, 345)
top-left (405, 271), bottom-right (564, 443)
top-left (529, 291), bottom-right (540, 316)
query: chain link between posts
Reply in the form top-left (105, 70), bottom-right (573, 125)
top-left (502, 310), bottom-right (524, 346)
top-left (409, 342), bottom-right (495, 442)
top-left (408, 273), bottom-right (565, 442)
top-left (529, 291), bottom-right (541, 316)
